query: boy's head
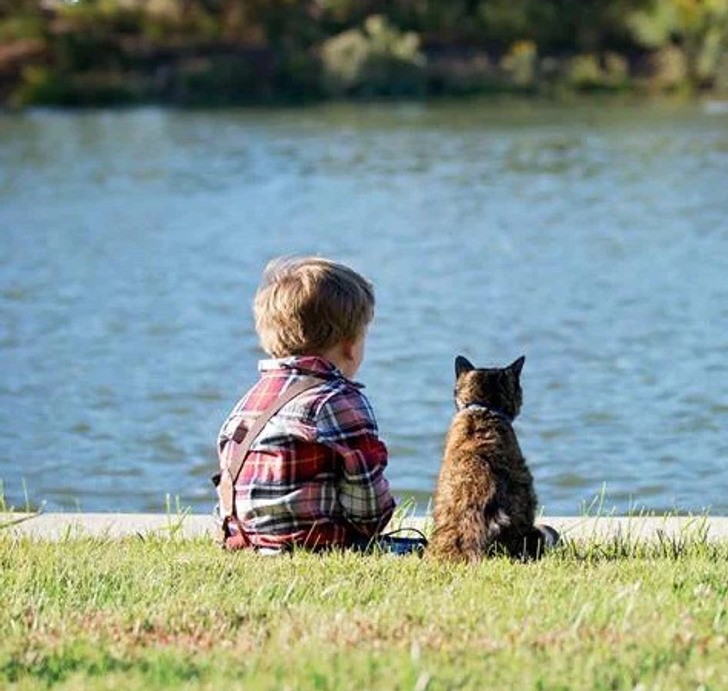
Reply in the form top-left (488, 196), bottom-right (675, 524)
top-left (254, 256), bottom-right (375, 361)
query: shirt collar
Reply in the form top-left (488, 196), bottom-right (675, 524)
top-left (258, 355), bottom-right (364, 388)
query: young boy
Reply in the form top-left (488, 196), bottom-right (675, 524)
top-left (216, 256), bottom-right (396, 551)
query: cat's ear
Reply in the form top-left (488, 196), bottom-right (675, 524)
top-left (508, 356), bottom-right (525, 377)
top-left (455, 355), bottom-right (475, 378)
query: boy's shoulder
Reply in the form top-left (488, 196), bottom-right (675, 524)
top-left (289, 375), bottom-right (372, 426)
top-left (219, 358), bottom-right (377, 449)
top-left (254, 355), bottom-right (371, 417)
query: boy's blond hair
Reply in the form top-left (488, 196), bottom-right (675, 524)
top-left (254, 256), bottom-right (375, 358)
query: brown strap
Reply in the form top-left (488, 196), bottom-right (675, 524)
top-left (217, 376), bottom-right (322, 524)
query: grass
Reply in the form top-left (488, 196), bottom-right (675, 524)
top-left (1, 529), bottom-right (727, 690)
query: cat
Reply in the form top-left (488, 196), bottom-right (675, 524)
top-left (428, 355), bottom-right (556, 562)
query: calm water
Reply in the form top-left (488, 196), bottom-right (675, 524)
top-left (1, 100), bottom-right (727, 515)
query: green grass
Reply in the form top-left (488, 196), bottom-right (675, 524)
top-left (1, 532), bottom-right (727, 690)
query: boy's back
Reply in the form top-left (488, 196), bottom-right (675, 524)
top-left (216, 258), bottom-right (395, 550)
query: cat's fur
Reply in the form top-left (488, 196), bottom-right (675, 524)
top-left (428, 355), bottom-right (546, 562)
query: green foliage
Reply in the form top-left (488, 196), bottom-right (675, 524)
top-left (478, 0), bottom-right (561, 48)
top-left (171, 50), bottom-right (320, 104)
top-left (321, 14), bottom-right (426, 96)
top-left (12, 65), bottom-right (66, 106)
top-left (567, 53), bottom-right (632, 91)
top-left (0, 14), bottom-right (43, 40)
top-left (1, 0), bottom-right (727, 105)
top-left (13, 65), bottom-right (140, 106)
top-left (500, 40), bottom-right (538, 89)
top-left (629, 0), bottom-right (728, 86)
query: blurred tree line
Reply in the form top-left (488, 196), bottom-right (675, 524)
top-left (1, 0), bottom-right (727, 106)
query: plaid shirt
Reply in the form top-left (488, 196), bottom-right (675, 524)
top-left (217, 356), bottom-right (395, 549)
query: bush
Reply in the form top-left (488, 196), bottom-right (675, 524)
top-left (566, 52), bottom-right (631, 91)
top-left (500, 40), bottom-right (538, 88)
top-left (13, 64), bottom-right (139, 106)
top-left (628, 0), bottom-right (728, 88)
top-left (320, 14), bottom-right (426, 96)
top-left (0, 14), bottom-right (44, 41)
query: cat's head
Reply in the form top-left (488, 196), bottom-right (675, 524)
top-left (453, 355), bottom-right (525, 420)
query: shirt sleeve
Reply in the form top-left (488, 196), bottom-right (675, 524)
top-left (315, 387), bottom-right (396, 536)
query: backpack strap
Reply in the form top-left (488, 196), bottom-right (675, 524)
top-left (215, 376), bottom-right (322, 545)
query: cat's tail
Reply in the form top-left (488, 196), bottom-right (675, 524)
top-left (505, 524), bottom-right (560, 560)
top-left (535, 524), bottom-right (560, 549)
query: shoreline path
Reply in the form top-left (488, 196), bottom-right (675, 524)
top-left (2, 513), bottom-right (728, 543)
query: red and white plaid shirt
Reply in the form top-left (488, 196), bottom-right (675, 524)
top-left (217, 356), bottom-right (395, 549)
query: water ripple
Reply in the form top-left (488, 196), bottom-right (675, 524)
top-left (1, 102), bottom-right (727, 514)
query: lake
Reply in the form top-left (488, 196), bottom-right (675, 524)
top-left (1, 99), bottom-right (727, 516)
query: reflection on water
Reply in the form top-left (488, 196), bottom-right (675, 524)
top-left (1, 100), bottom-right (727, 514)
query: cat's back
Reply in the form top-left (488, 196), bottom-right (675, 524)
top-left (428, 355), bottom-right (532, 562)
top-left (428, 412), bottom-right (505, 559)
top-left (445, 409), bottom-right (520, 466)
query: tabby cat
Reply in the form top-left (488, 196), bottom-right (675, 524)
top-left (428, 355), bottom-right (556, 562)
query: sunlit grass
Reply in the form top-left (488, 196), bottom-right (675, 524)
top-left (0, 479), bottom-right (36, 514)
top-left (2, 530), bottom-right (727, 690)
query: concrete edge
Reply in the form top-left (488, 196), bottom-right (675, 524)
top-left (2, 512), bottom-right (728, 542)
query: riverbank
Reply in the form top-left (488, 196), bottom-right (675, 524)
top-left (2, 518), bottom-right (727, 690)
top-left (3, 511), bottom-right (728, 544)
top-left (2, 1), bottom-right (728, 107)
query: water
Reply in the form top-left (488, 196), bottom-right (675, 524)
top-left (1, 100), bottom-right (727, 515)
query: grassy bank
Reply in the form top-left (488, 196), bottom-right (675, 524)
top-left (2, 532), bottom-right (727, 690)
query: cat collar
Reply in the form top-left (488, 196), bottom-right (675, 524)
top-left (459, 403), bottom-right (513, 423)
